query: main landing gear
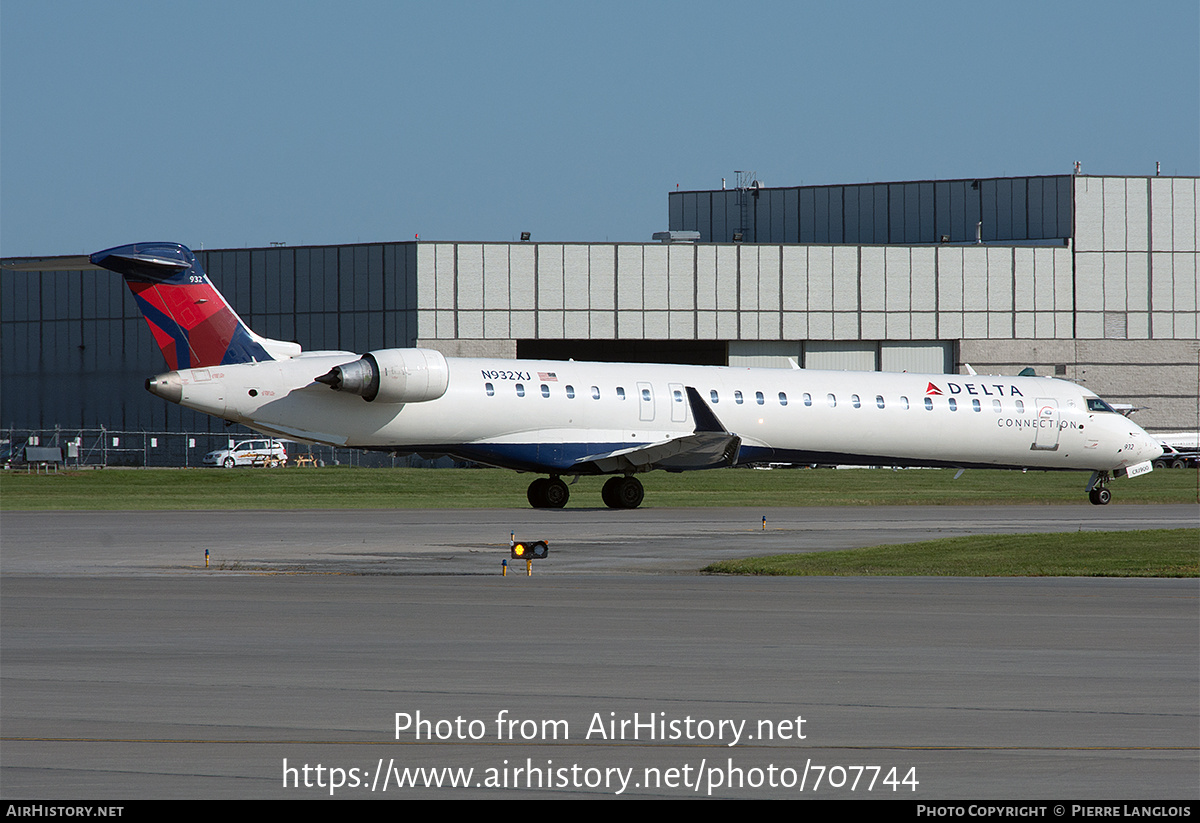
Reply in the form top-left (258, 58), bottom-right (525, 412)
top-left (524, 475), bottom-right (646, 509)
top-left (527, 476), bottom-right (570, 508)
top-left (1087, 471), bottom-right (1112, 506)
top-left (601, 476), bottom-right (644, 509)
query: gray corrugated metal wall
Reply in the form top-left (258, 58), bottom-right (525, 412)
top-left (670, 175), bottom-right (1075, 244)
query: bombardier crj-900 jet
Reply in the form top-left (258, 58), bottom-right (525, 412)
top-left (88, 242), bottom-right (1161, 508)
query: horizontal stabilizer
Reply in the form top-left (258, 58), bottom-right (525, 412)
top-left (89, 245), bottom-right (193, 282)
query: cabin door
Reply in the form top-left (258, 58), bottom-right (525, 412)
top-left (1030, 397), bottom-right (1061, 451)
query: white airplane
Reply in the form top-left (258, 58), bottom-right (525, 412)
top-left (89, 242), bottom-right (1162, 508)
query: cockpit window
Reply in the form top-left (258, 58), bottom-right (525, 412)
top-left (1086, 397), bottom-right (1116, 413)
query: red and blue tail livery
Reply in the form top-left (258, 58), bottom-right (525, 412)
top-left (90, 242), bottom-right (299, 369)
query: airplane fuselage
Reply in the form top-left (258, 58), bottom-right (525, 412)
top-left (149, 351), bottom-right (1162, 476)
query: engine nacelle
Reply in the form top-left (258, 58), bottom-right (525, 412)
top-left (315, 348), bottom-right (449, 403)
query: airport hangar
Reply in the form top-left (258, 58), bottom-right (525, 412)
top-left (2, 172), bottom-right (1197, 454)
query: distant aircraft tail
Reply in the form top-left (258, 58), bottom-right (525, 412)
top-left (90, 242), bottom-right (300, 369)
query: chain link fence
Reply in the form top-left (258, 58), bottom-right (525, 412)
top-left (1, 427), bottom-right (464, 469)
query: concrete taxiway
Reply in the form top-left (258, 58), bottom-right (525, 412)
top-left (1, 505), bottom-right (1197, 799)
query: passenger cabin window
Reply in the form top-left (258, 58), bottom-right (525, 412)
top-left (924, 397), bottom-right (933, 410)
top-left (617, 387), bottom-right (626, 400)
top-left (566, 385), bottom-right (575, 399)
top-left (778, 392), bottom-right (788, 406)
top-left (710, 390), bottom-right (719, 404)
top-left (755, 391), bottom-right (764, 405)
top-left (992, 399), bottom-right (1002, 412)
top-left (900, 396), bottom-right (910, 409)
top-left (591, 386), bottom-right (600, 400)
top-left (948, 398), bottom-right (957, 411)
top-left (541, 384), bottom-right (550, 398)
top-left (972, 398), bottom-right (981, 412)
top-left (641, 388), bottom-right (651, 402)
top-left (826, 394), bottom-right (836, 408)
top-left (851, 394), bottom-right (861, 408)
top-left (673, 389), bottom-right (683, 403)
top-left (1015, 400), bottom-right (1025, 413)
top-left (516, 384), bottom-right (525, 397)
top-left (485, 382), bottom-right (495, 396)
top-left (803, 393), bottom-right (812, 407)
top-left (734, 391), bottom-right (743, 404)
top-left (876, 395), bottom-right (885, 409)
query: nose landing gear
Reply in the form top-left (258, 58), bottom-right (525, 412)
top-left (1086, 471), bottom-right (1112, 505)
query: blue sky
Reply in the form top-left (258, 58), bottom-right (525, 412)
top-left (2, 0), bottom-right (1197, 256)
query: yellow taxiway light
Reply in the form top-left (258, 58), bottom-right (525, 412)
top-left (510, 540), bottom-right (549, 560)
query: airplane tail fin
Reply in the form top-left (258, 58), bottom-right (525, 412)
top-left (90, 242), bottom-right (300, 369)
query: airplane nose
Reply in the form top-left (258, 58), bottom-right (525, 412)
top-left (1144, 436), bottom-right (1164, 462)
top-left (146, 372), bottom-right (183, 404)
top-left (1127, 428), bottom-right (1163, 462)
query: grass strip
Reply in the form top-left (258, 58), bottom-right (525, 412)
top-left (2, 465), bottom-right (1196, 510)
top-left (702, 529), bottom-right (1200, 577)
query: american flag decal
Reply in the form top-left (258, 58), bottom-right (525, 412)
top-left (538, 372), bottom-right (558, 382)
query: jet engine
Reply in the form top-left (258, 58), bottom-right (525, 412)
top-left (315, 348), bottom-right (449, 403)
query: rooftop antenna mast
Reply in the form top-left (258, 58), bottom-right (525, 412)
top-left (734, 170), bottom-right (757, 241)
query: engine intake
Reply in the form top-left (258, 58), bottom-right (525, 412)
top-left (315, 348), bottom-right (449, 403)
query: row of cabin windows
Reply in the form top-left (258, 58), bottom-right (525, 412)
top-left (483, 382), bottom-right (1029, 414)
top-left (710, 390), bottom-right (1025, 414)
top-left (708, 389), bottom-right (784, 406)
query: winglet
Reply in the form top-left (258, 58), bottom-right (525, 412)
top-left (685, 386), bottom-right (727, 433)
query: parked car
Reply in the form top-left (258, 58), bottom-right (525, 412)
top-left (202, 439), bottom-right (287, 468)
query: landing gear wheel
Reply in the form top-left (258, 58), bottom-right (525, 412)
top-left (527, 478), bottom-right (549, 508)
top-left (527, 477), bottom-right (569, 508)
top-left (603, 476), bottom-right (644, 509)
top-left (1088, 486), bottom-right (1111, 505)
top-left (617, 477), bottom-right (644, 509)
top-left (544, 478), bottom-right (569, 508)
top-left (601, 477), bottom-right (622, 508)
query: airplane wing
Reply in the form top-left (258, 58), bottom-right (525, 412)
top-left (575, 431), bottom-right (742, 473)
top-left (574, 387), bottom-right (742, 473)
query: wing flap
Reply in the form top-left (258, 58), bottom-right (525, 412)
top-left (576, 432), bottom-right (742, 473)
